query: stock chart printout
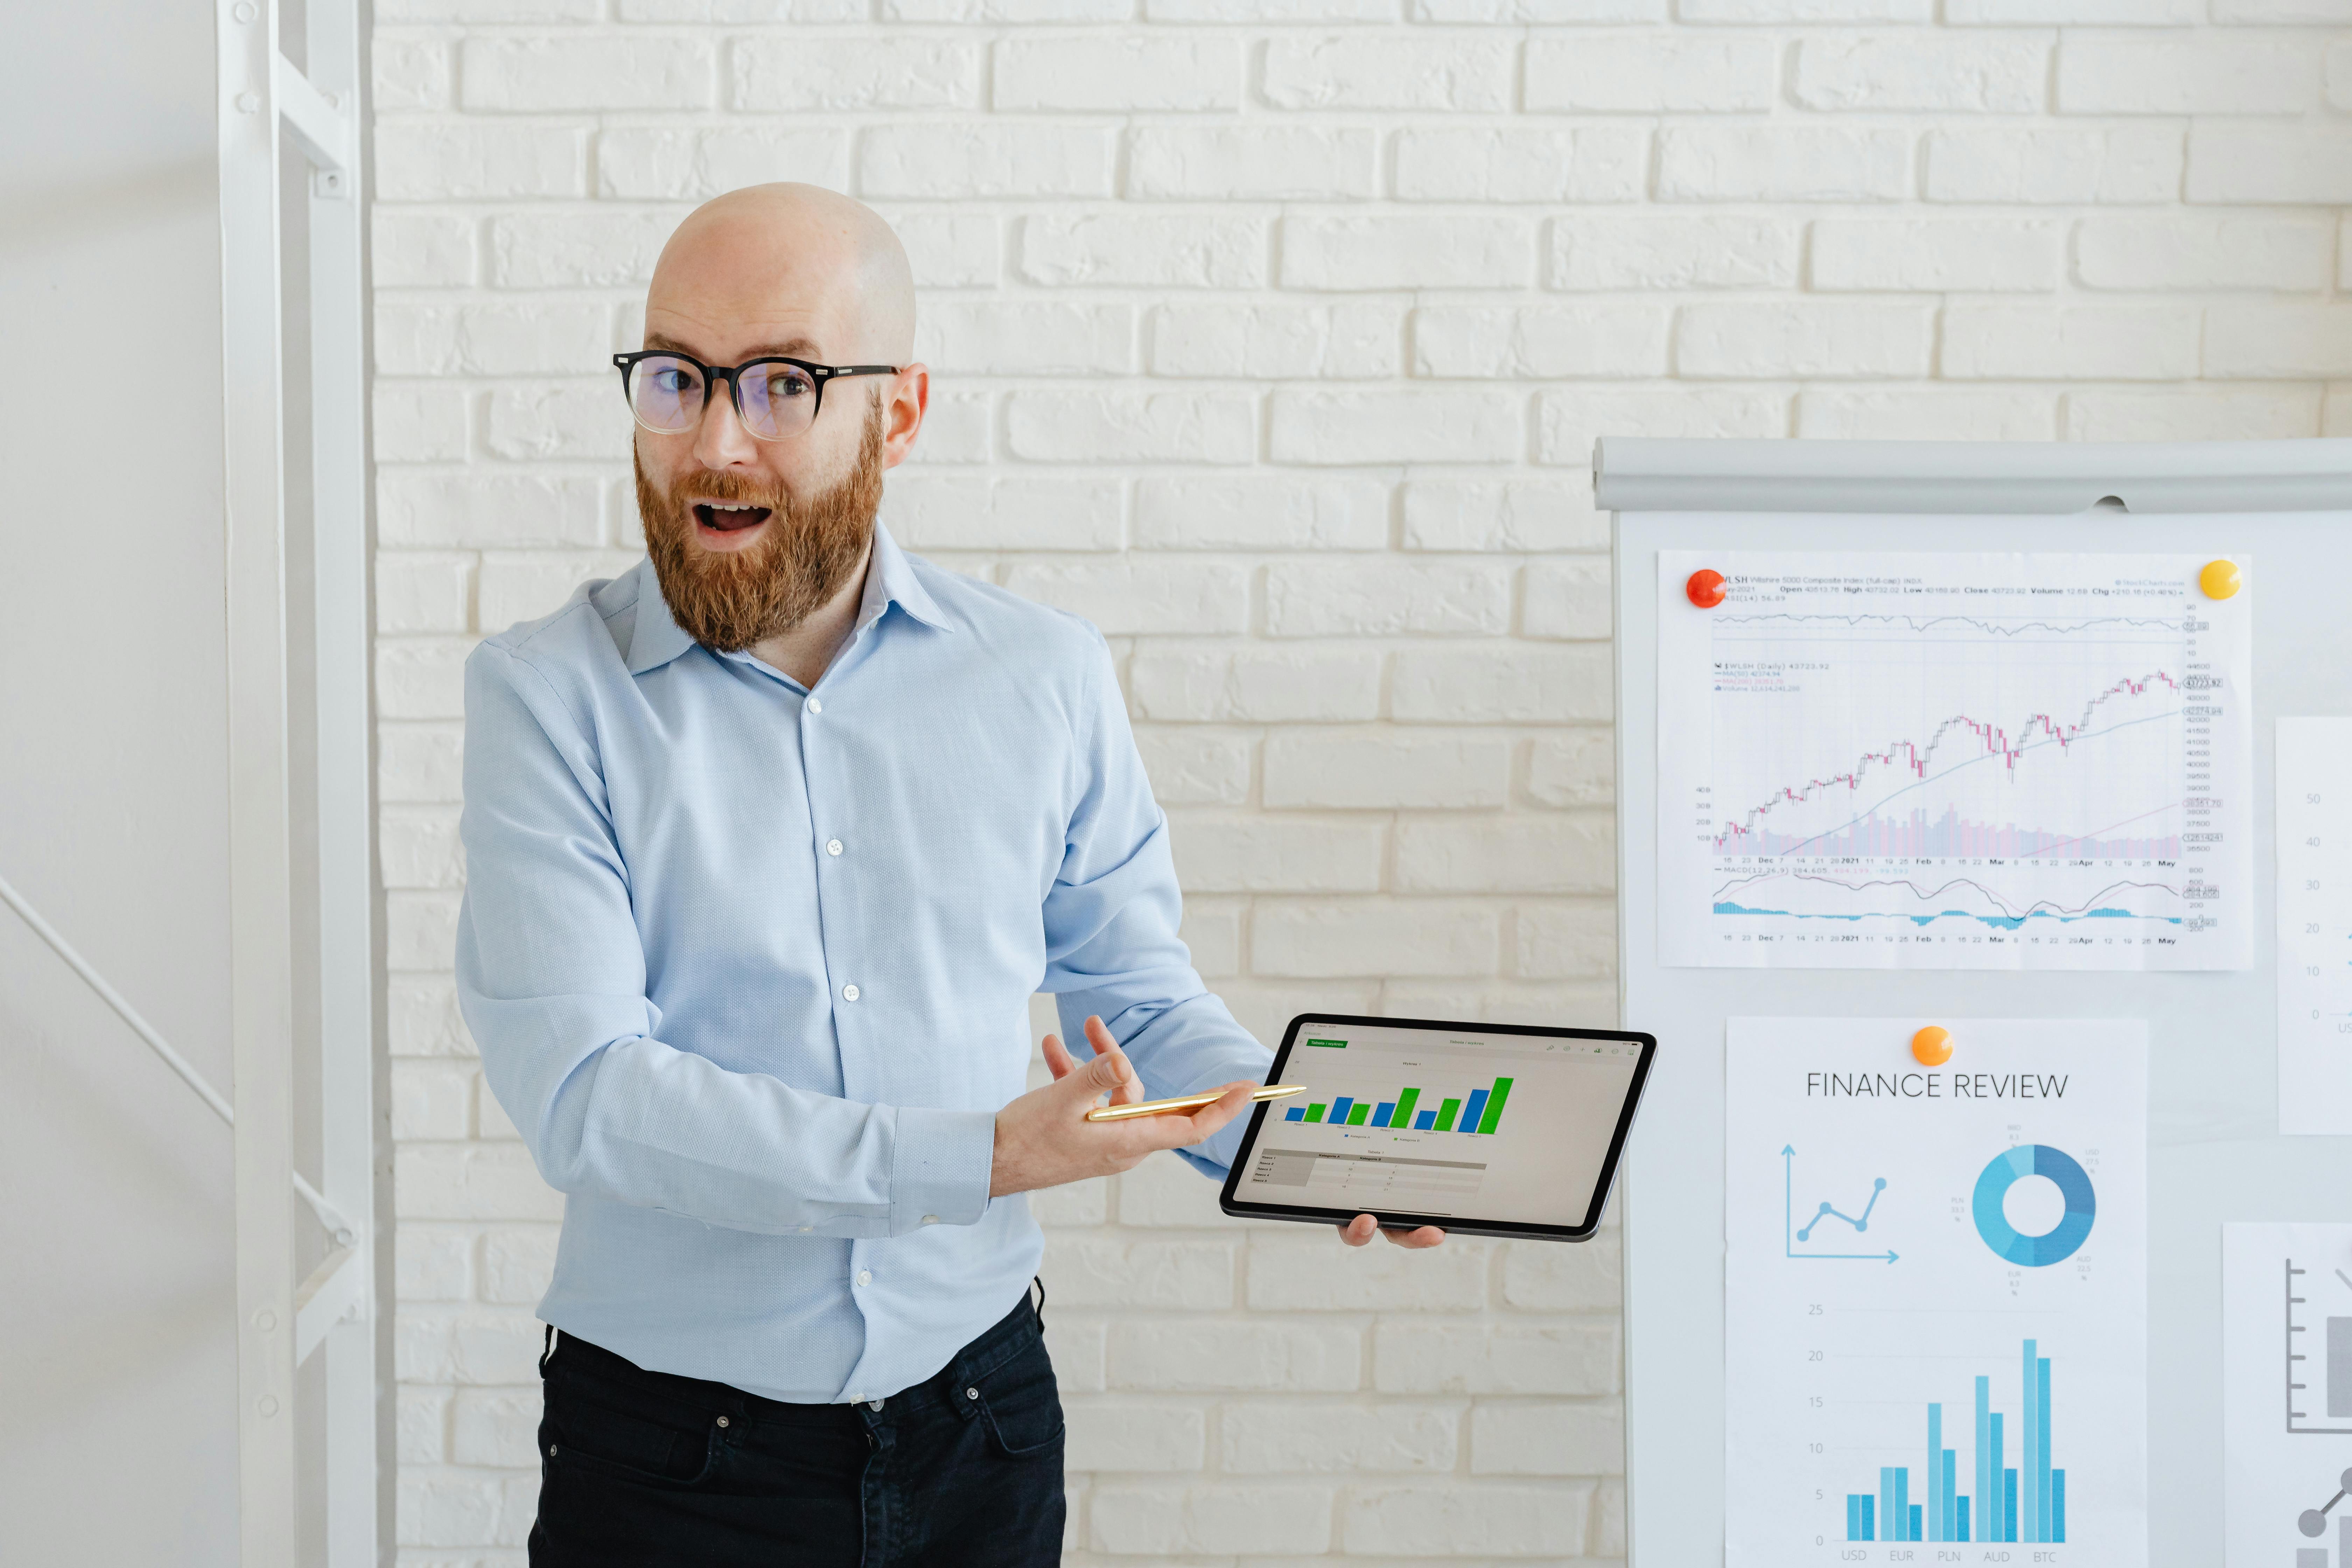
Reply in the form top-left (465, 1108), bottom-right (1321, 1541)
top-left (1658, 552), bottom-right (2253, 969)
top-left (1725, 1018), bottom-right (2148, 1567)
top-left (2222, 1224), bottom-right (2352, 1567)
top-left (2277, 722), bottom-right (2352, 1134)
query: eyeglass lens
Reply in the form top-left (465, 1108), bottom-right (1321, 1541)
top-left (629, 355), bottom-right (820, 441)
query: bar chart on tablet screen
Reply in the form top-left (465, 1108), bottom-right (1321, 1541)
top-left (1657, 552), bottom-right (2253, 970)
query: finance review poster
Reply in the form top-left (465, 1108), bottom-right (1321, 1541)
top-left (1724, 1017), bottom-right (2148, 1567)
top-left (1658, 551), bottom-right (2253, 969)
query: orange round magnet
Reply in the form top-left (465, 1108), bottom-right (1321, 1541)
top-left (1911, 1026), bottom-right (1952, 1066)
top-left (2199, 560), bottom-right (2241, 601)
top-left (1686, 569), bottom-right (1727, 609)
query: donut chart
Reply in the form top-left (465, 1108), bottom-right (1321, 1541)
top-left (1971, 1144), bottom-right (2096, 1267)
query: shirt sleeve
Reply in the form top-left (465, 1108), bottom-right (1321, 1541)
top-left (1040, 629), bottom-right (1276, 1180)
top-left (454, 640), bottom-right (994, 1238)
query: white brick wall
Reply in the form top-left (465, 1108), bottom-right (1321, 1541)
top-left (371, 2), bottom-right (2348, 1559)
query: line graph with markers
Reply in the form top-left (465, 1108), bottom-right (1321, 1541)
top-left (1658, 552), bottom-right (2252, 970)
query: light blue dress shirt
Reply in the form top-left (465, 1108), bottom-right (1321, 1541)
top-left (456, 525), bottom-right (1272, 1404)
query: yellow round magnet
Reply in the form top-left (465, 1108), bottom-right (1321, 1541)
top-left (2199, 560), bottom-right (2241, 600)
top-left (1911, 1026), bottom-right (1952, 1066)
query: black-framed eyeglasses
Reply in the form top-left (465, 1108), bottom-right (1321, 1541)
top-left (612, 350), bottom-right (899, 442)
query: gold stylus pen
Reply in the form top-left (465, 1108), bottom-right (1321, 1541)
top-left (1083, 1084), bottom-right (1308, 1122)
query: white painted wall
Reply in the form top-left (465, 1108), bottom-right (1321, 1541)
top-left (0, 6), bottom-right (239, 1564)
top-left (371, 4), bottom-right (2352, 1561)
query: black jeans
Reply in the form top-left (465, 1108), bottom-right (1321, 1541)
top-left (529, 1294), bottom-right (1065, 1567)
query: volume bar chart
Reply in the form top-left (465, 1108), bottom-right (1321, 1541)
top-left (1846, 1340), bottom-right (2066, 1545)
top-left (1284, 1076), bottom-right (1514, 1133)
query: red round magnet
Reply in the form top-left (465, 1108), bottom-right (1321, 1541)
top-left (1686, 569), bottom-right (1727, 608)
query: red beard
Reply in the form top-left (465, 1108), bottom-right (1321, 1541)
top-left (636, 400), bottom-right (885, 654)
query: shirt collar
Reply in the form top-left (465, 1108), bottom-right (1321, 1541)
top-left (622, 521), bottom-right (950, 678)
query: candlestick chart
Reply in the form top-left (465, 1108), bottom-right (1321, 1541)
top-left (1658, 553), bottom-right (2251, 970)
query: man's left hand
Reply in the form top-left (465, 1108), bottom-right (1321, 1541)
top-left (1336, 1214), bottom-right (1445, 1249)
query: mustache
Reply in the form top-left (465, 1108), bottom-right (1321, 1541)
top-left (663, 466), bottom-right (786, 510)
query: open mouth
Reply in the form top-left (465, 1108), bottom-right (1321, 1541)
top-left (693, 501), bottom-right (773, 534)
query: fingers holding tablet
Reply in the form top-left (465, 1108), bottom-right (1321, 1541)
top-left (1337, 1213), bottom-right (1446, 1249)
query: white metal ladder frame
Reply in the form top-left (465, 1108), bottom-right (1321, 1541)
top-left (217, 0), bottom-right (383, 1561)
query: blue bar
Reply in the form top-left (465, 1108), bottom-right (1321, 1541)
top-left (1284, 1106), bottom-right (1305, 1120)
top-left (1956, 1496), bottom-right (1970, 1543)
top-left (2052, 1470), bottom-right (2065, 1544)
top-left (1990, 1414), bottom-right (2005, 1541)
top-left (1881, 1468), bottom-right (1896, 1545)
top-left (1373, 1101), bottom-right (1396, 1127)
top-left (1461, 1088), bottom-right (1489, 1131)
top-left (1909, 1505), bottom-right (1922, 1543)
top-left (2037, 1356), bottom-right (2053, 1544)
top-left (1927, 1405), bottom-right (1942, 1541)
top-left (1944, 1447), bottom-right (1957, 1544)
top-left (1413, 1109), bottom-right (1436, 1129)
top-left (1331, 1097), bottom-right (1354, 1123)
top-left (1893, 1468), bottom-right (1910, 1541)
top-left (2004, 1468), bottom-right (2018, 1543)
top-left (1975, 1377), bottom-right (1991, 1542)
top-left (2022, 1340), bottom-right (2039, 1542)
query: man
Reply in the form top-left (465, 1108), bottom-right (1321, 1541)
top-left (457, 183), bottom-right (1442, 1567)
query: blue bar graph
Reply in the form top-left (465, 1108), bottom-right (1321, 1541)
top-left (1842, 1341), bottom-right (2065, 1545)
top-left (1927, 1405), bottom-right (1943, 1541)
top-left (1461, 1088), bottom-right (1489, 1129)
top-left (1413, 1110), bottom-right (1436, 1129)
top-left (2035, 1352), bottom-right (2053, 1542)
top-left (1330, 1097), bottom-right (1354, 1122)
top-left (1373, 1101), bottom-right (1395, 1126)
top-left (1284, 1106), bottom-right (1304, 1120)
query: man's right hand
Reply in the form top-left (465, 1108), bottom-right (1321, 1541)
top-left (989, 1015), bottom-right (1256, 1197)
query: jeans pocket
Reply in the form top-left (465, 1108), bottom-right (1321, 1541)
top-left (972, 1336), bottom-right (1065, 1458)
top-left (543, 1373), bottom-right (723, 1489)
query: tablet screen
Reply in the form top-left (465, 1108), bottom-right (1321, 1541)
top-left (1222, 1016), bottom-right (1652, 1237)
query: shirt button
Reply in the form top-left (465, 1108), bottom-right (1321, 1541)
top-left (842, 983), bottom-right (860, 1002)
top-left (715, 1416), bottom-right (730, 1429)
top-left (857, 1269), bottom-right (873, 1286)
top-left (826, 839), bottom-right (844, 857)
top-left (921, 1214), bottom-right (940, 1225)
top-left (868, 1399), bottom-right (884, 1412)
top-left (805, 696), bottom-right (823, 715)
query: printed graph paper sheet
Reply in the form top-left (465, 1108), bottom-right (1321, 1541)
top-left (2278, 722), bottom-right (2352, 1134)
top-left (2222, 1225), bottom-right (2352, 1566)
top-left (1725, 1017), bottom-right (2149, 1568)
top-left (1658, 552), bottom-right (2253, 969)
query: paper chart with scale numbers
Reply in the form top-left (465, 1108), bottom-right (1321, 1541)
top-left (1659, 551), bottom-right (2253, 970)
top-left (2278, 720), bottom-right (2352, 1134)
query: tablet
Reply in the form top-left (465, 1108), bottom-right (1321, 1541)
top-left (1218, 1013), bottom-right (1655, 1242)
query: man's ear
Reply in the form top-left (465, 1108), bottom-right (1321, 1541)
top-left (881, 366), bottom-right (928, 472)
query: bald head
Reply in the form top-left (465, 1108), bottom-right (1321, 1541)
top-left (646, 183), bottom-right (915, 365)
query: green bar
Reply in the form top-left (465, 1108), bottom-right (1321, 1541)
top-left (1304, 1103), bottom-right (1325, 1122)
top-left (1434, 1097), bottom-right (1461, 1131)
top-left (1476, 1076), bottom-right (1514, 1134)
top-left (1304, 1038), bottom-right (1348, 1048)
top-left (1345, 1103), bottom-right (1370, 1125)
top-left (1393, 1087), bottom-right (1420, 1128)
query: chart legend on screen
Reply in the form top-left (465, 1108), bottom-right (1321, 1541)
top-left (1658, 552), bottom-right (2252, 971)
